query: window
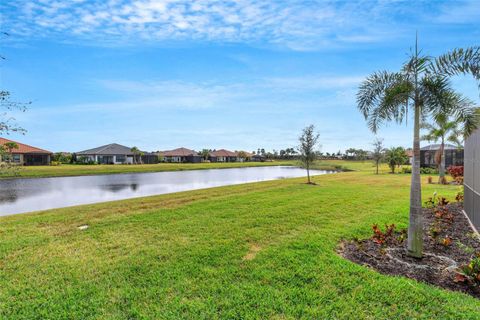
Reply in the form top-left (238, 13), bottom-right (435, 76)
top-left (116, 155), bottom-right (126, 163)
top-left (13, 154), bottom-right (21, 163)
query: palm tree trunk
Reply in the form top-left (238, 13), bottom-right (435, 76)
top-left (438, 141), bottom-right (446, 184)
top-left (407, 103), bottom-right (423, 258)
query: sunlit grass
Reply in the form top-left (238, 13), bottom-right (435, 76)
top-left (0, 163), bottom-right (473, 319)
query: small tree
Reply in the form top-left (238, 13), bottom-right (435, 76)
top-left (385, 147), bottom-right (408, 173)
top-left (372, 138), bottom-right (384, 174)
top-left (200, 149), bottom-right (210, 161)
top-left (298, 125), bottom-right (320, 184)
top-left (237, 151), bottom-right (247, 162)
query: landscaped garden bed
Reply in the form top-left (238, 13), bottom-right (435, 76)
top-left (340, 196), bottom-right (480, 298)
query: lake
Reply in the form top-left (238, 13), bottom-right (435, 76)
top-left (0, 166), bottom-right (332, 215)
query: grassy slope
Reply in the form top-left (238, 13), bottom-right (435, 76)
top-left (1, 162), bottom-right (478, 319)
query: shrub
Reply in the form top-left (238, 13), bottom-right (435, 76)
top-left (50, 161), bottom-right (61, 166)
top-left (401, 167), bottom-right (412, 174)
top-left (420, 167), bottom-right (439, 174)
top-left (441, 236), bottom-right (452, 247)
top-left (372, 224), bottom-right (396, 245)
top-left (456, 191), bottom-right (464, 202)
top-left (430, 223), bottom-right (442, 239)
top-left (455, 254), bottom-right (480, 286)
top-left (447, 165), bottom-right (464, 179)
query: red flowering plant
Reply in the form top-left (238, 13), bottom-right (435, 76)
top-left (447, 166), bottom-right (464, 184)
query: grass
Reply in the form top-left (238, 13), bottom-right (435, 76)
top-left (1, 160), bottom-right (295, 179)
top-left (1, 162), bottom-right (477, 319)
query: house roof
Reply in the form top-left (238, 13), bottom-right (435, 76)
top-left (0, 137), bottom-right (52, 154)
top-left (252, 154), bottom-right (265, 158)
top-left (209, 149), bottom-right (237, 157)
top-left (421, 144), bottom-right (461, 151)
top-left (405, 149), bottom-right (414, 157)
top-left (162, 147), bottom-right (198, 157)
top-left (76, 143), bottom-right (153, 156)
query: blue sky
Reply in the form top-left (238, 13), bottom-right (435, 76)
top-left (1, 0), bottom-right (479, 153)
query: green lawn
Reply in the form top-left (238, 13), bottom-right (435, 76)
top-left (2, 161), bottom-right (294, 179)
top-left (1, 159), bottom-right (374, 179)
top-left (1, 163), bottom-right (477, 319)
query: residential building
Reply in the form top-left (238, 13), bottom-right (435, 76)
top-left (161, 147), bottom-right (201, 163)
top-left (209, 149), bottom-right (237, 162)
top-left (76, 143), bottom-right (158, 164)
top-left (251, 154), bottom-right (266, 162)
top-left (0, 137), bottom-right (52, 165)
top-left (420, 144), bottom-right (463, 168)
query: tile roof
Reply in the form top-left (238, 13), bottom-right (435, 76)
top-left (209, 149), bottom-right (237, 157)
top-left (162, 147), bottom-right (198, 157)
top-left (0, 137), bottom-right (52, 154)
top-left (76, 143), bottom-right (154, 155)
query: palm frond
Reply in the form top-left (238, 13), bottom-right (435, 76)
top-left (357, 71), bottom-right (411, 133)
top-left (432, 47), bottom-right (480, 95)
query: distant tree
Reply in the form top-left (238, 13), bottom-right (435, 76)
top-left (1, 141), bottom-right (18, 164)
top-left (130, 147), bottom-right (140, 164)
top-left (298, 125), bottom-right (320, 184)
top-left (385, 147), bottom-right (408, 173)
top-left (421, 111), bottom-right (472, 184)
top-left (237, 151), bottom-right (247, 162)
top-left (200, 149), bottom-right (210, 161)
top-left (4, 141), bottom-right (18, 154)
top-left (371, 138), bottom-right (384, 174)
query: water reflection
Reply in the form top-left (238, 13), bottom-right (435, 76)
top-left (0, 166), bottom-right (333, 215)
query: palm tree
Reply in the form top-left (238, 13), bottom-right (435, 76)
top-left (384, 147), bottom-right (408, 173)
top-left (200, 149), bottom-right (210, 161)
top-left (130, 147), bottom-right (140, 165)
top-left (421, 113), bottom-right (466, 184)
top-left (357, 39), bottom-right (479, 258)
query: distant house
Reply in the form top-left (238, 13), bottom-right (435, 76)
top-left (420, 144), bottom-right (463, 168)
top-left (76, 143), bottom-right (158, 164)
top-left (0, 137), bottom-right (52, 165)
top-left (251, 154), bottom-right (266, 162)
top-left (405, 149), bottom-right (413, 164)
top-left (161, 147), bottom-right (201, 163)
top-left (209, 149), bottom-right (237, 162)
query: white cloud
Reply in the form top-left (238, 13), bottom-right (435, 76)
top-left (2, 0), bottom-right (427, 49)
top-left (435, 0), bottom-right (480, 24)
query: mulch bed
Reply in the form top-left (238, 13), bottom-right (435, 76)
top-left (339, 202), bottom-right (480, 298)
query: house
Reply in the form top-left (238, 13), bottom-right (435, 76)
top-left (76, 143), bottom-right (158, 164)
top-left (0, 137), bottom-right (52, 165)
top-left (251, 154), bottom-right (266, 162)
top-left (161, 147), bottom-right (201, 163)
top-left (464, 129), bottom-right (480, 230)
top-left (420, 144), bottom-right (463, 168)
top-left (405, 149), bottom-right (414, 164)
top-left (209, 149), bottom-right (237, 162)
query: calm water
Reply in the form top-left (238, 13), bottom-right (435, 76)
top-left (0, 166), bottom-right (332, 215)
